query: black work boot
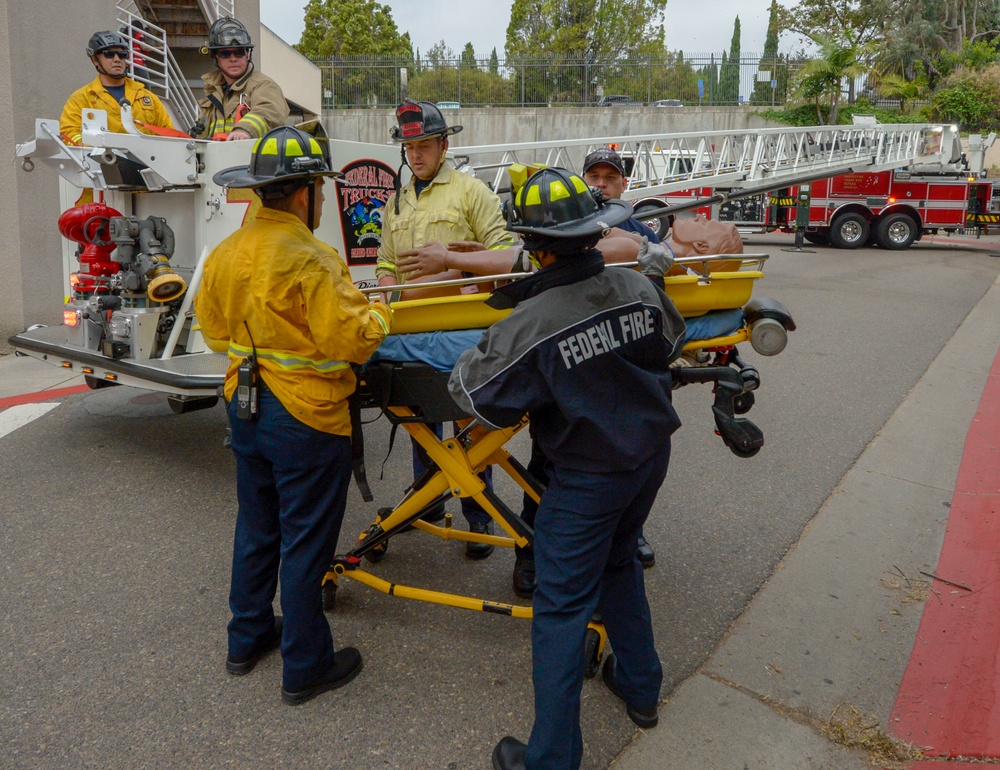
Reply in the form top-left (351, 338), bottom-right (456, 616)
top-left (465, 520), bottom-right (495, 559)
top-left (491, 736), bottom-right (527, 770)
top-left (512, 552), bottom-right (536, 598)
top-left (636, 535), bottom-right (655, 568)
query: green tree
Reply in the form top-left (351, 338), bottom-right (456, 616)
top-left (874, 63), bottom-right (929, 112)
top-left (718, 16), bottom-right (741, 103)
top-left (753, 1), bottom-right (785, 104)
top-left (505, 0), bottom-right (668, 60)
top-left (461, 42), bottom-right (477, 67)
top-left (794, 33), bottom-right (876, 123)
top-left (489, 47), bottom-right (499, 75)
top-left (777, 0), bottom-right (891, 48)
top-left (297, 0), bottom-right (412, 58)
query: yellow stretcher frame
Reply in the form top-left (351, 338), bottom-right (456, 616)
top-left (325, 252), bottom-right (772, 671)
top-left (325, 407), bottom-right (608, 672)
top-left (380, 254), bottom-right (768, 334)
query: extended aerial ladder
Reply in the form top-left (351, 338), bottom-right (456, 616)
top-left (450, 121), bottom-right (982, 220)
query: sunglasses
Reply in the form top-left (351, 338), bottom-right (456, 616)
top-left (217, 48), bottom-right (248, 59)
top-left (101, 50), bottom-right (129, 60)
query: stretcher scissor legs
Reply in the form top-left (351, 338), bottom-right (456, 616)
top-left (323, 405), bottom-right (608, 676)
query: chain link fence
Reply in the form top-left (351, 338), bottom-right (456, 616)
top-left (317, 53), bottom-right (808, 110)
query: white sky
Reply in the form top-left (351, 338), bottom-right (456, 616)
top-left (260, 0), bottom-right (799, 60)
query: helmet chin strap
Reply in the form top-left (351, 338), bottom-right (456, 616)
top-left (393, 135), bottom-right (447, 215)
top-left (307, 182), bottom-right (316, 233)
top-left (92, 56), bottom-right (123, 82)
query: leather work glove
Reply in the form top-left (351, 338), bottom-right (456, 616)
top-left (637, 237), bottom-right (675, 278)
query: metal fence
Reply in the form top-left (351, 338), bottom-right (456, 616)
top-left (317, 53), bottom-right (808, 110)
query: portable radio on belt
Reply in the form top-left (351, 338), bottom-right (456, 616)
top-left (235, 321), bottom-right (259, 421)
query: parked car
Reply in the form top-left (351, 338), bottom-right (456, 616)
top-left (652, 99), bottom-right (684, 107)
top-left (596, 95), bottom-right (642, 107)
top-left (436, 101), bottom-right (461, 109)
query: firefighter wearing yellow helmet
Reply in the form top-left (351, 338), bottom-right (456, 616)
top-left (190, 17), bottom-right (289, 141)
top-left (195, 126), bottom-right (392, 705)
top-left (448, 167), bottom-right (685, 770)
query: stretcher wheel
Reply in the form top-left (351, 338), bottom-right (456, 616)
top-left (322, 580), bottom-right (337, 611)
top-left (364, 540), bottom-right (388, 563)
top-left (584, 628), bottom-right (603, 678)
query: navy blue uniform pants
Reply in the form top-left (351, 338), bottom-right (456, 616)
top-left (525, 445), bottom-right (670, 770)
top-left (410, 422), bottom-right (493, 525)
top-left (227, 388), bottom-right (351, 691)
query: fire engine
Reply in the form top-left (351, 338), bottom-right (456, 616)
top-left (10, 91), bottom-right (949, 401)
top-left (716, 120), bottom-right (999, 249)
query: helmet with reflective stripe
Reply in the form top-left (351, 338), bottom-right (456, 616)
top-left (213, 126), bottom-right (343, 192)
top-left (86, 30), bottom-right (129, 56)
top-left (506, 167), bottom-right (632, 238)
top-left (389, 100), bottom-right (462, 142)
top-left (206, 17), bottom-right (253, 52)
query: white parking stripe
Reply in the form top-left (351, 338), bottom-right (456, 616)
top-left (0, 403), bottom-right (59, 439)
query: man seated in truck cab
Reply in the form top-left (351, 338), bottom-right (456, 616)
top-left (190, 17), bottom-right (289, 142)
top-left (60, 30), bottom-right (174, 146)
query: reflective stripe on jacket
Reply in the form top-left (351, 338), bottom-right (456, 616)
top-left (194, 208), bottom-right (392, 435)
top-left (195, 64), bottom-right (289, 139)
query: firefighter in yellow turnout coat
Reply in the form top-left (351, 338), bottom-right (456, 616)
top-left (60, 30), bottom-right (173, 146)
top-left (195, 126), bottom-right (391, 705)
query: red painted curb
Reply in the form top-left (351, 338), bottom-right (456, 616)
top-left (0, 384), bottom-right (90, 410)
top-left (889, 344), bottom-right (1000, 758)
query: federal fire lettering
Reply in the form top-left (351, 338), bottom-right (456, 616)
top-left (557, 309), bottom-right (655, 369)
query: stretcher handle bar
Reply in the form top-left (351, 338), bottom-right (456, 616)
top-left (361, 272), bottom-right (533, 296)
top-left (362, 253), bottom-right (768, 297)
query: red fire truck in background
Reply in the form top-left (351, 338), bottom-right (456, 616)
top-left (718, 129), bottom-right (1000, 250)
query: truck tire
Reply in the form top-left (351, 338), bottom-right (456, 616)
top-left (875, 212), bottom-right (917, 250)
top-left (829, 212), bottom-right (870, 249)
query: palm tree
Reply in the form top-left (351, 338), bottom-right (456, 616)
top-left (797, 33), bottom-right (877, 124)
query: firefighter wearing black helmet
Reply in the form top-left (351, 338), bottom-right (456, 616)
top-left (376, 99), bottom-right (516, 556)
top-left (60, 30), bottom-right (174, 146)
top-left (190, 17), bottom-right (289, 141)
top-left (447, 168), bottom-right (685, 770)
top-left (195, 126), bottom-right (392, 705)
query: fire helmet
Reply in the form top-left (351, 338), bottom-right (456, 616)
top-left (205, 17), bottom-right (254, 52)
top-left (389, 100), bottom-right (462, 143)
top-left (506, 167), bottom-right (632, 238)
top-left (86, 30), bottom-right (129, 57)
top-left (213, 126), bottom-right (342, 199)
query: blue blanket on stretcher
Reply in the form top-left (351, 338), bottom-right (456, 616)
top-left (369, 308), bottom-right (745, 372)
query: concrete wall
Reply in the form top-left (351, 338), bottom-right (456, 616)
top-left (325, 106), bottom-right (781, 146)
top-left (0, 0), bottom-right (114, 346)
top-left (259, 24), bottom-right (320, 117)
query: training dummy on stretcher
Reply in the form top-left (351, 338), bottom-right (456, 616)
top-left (322, 191), bottom-right (795, 677)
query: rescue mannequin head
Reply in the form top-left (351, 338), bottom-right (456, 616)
top-left (390, 100), bottom-right (462, 182)
top-left (582, 147), bottom-right (629, 201)
top-left (86, 30), bottom-right (130, 86)
top-left (506, 167), bottom-right (632, 261)
top-left (666, 214), bottom-right (743, 274)
top-left (213, 126), bottom-right (342, 232)
top-left (204, 17), bottom-right (254, 84)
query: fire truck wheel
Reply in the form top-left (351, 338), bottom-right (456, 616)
top-left (829, 213), bottom-right (870, 249)
top-left (875, 213), bottom-right (917, 250)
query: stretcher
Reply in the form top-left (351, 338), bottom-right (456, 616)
top-left (323, 255), bottom-right (794, 675)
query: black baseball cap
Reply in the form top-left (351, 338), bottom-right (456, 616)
top-left (583, 147), bottom-right (626, 176)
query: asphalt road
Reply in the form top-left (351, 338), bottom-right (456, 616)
top-left (2, 234), bottom-right (999, 769)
